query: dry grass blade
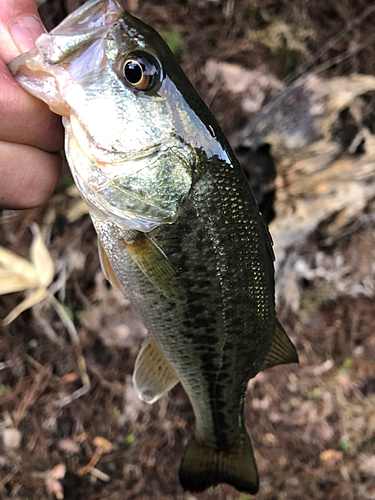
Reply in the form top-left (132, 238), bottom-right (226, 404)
top-left (0, 248), bottom-right (39, 292)
top-left (47, 293), bottom-right (79, 345)
top-left (2, 288), bottom-right (49, 326)
top-left (0, 224), bottom-right (55, 325)
top-left (30, 223), bottom-right (54, 288)
top-left (0, 269), bottom-right (35, 294)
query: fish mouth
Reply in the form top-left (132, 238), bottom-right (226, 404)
top-left (45, 0), bottom-right (122, 39)
top-left (9, 0), bottom-right (123, 116)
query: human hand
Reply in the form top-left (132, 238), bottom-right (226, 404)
top-left (0, 0), bottom-right (64, 209)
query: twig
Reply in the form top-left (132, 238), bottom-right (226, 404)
top-left (0, 360), bottom-right (14, 370)
top-left (312, 32), bottom-right (375, 76)
top-left (284, 4), bottom-right (375, 85)
top-left (55, 352), bottom-right (90, 408)
top-left (13, 365), bottom-right (52, 427)
top-left (33, 307), bottom-right (65, 346)
top-left (89, 468), bottom-right (111, 482)
top-left (0, 465), bottom-right (19, 489)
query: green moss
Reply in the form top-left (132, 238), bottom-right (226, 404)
top-left (340, 438), bottom-right (353, 454)
top-left (0, 384), bottom-right (10, 396)
top-left (60, 173), bottom-right (75, 189)
top-left (125, 434), bottom-right (135, 445)
top-left (161, 29), bottom-right (185, 57)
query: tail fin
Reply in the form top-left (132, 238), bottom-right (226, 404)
top-left (178, 432), bottom-right (259, 494)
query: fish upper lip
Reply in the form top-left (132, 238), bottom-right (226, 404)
top-left (36, 0), bottom-right (122, 67)
top-left (8, 1), bottom-right (123, 115)
top-left (50, 0), bottom-right (122, 37)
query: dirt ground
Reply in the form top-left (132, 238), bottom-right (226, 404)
top-left (1, 0), bottom-right (375, 499)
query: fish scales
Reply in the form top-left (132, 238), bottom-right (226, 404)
top-left (9, 0), bottom-right (298, 494)
top-left (94, 153), bottom-right (275, 447)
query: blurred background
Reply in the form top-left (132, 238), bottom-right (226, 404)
top-left (0, 0), bottom-right (374, 498)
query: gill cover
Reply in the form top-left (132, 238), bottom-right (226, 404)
top-left (9, 0), bottom-right (196, 231)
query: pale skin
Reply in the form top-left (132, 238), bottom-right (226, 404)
top-left (0, 0), bottom-right (63, 209)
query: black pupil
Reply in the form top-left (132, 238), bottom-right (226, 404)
top-left (125, 61), bottom-right (143, 84)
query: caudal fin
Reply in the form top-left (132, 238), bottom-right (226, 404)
top-left (178, 433), bottom-right (259, 494)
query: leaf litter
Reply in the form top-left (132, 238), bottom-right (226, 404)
top-left (1, 0), bottom-right (375, 499)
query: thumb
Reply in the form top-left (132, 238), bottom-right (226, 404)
top-left (0, 0), bottom-right (45, 63)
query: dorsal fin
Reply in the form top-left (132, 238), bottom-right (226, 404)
top-left (259, 214), bottom-right (275, 262)
top-left (133, 334), bottom-right (179, 404)
top-left (260, 318), bottom-right (299, 372)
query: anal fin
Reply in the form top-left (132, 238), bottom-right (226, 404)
top-left (260, 318), bottom-right (299, 372)
top-left (133, 334), bottom-right (179, 404)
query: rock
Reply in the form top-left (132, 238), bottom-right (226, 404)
top-left (2, 428), bottom-right (22, 450)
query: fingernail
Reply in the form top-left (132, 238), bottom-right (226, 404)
top-left (9, 16), bottom-right (45, 53)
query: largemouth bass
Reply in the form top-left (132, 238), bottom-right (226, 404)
top-left (10, 0), bottom-right (298, 494)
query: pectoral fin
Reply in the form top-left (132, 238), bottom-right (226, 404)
top-left (98, 240), bottom-right (124, 296)
top-left (124, 233), bottom-right (182, 299)
top-left (133, 334), bottom-right (179, 404)
top-left (260, 318), bottom-right (299, 372)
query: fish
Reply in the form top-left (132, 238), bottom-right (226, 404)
top-left (9, 0), bottom-right (298, 494)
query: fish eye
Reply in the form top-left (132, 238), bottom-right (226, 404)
top-left (119, 51), bottom-right (162, 92)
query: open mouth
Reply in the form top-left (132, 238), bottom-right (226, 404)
top-left (9, 0), bottom-right (122, 116)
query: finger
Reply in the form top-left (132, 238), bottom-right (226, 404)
top-left (0, 60), bottom-right (64, 152)
top-left (0, 140), bottom-right (61, 209)
top-left (0, 0), bottom-right (45, 63)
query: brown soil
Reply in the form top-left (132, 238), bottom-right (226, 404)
top-left (1, 1), bottom-right (375, 499)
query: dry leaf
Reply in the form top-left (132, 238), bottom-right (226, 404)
top-left (358, 454), bottom-right (375, 476)
top-left (77, 436), bottom-right (113, 477)
top-left (77, 454), bottom-right (100, 476)
top-left (30, 224), bottom-right (54, 287)
top-left (93, 436), bottom-right (113, 454)
top-left (58, 438), bottom-right (80, 454)
top-left (0, 224), bottom-right (54, 325)
top-left (3, 288), bottom-right (49, 325)
top-left (66, 199), bottom-right (89, 222)
top-left (66, 186), bottom-right (88, 222)
top-left (320, 449), bottom-right (343, 467)
top-left (45, 464), bottom-right (66, 499)
top-left (75, 432), bottom-right (88, 444)
top-left (61, 373), bottom-right (79, 383)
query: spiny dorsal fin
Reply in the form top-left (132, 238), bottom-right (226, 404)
top-left (133, 334), bottom-right (179, 404)
top-left (260, 318), bottom-right (299, 372)
top-left (179, 431), bottom-right (259, 494)
top-left (124, 233), bottom-right (183, 299)
top-left (259, 214), bottom-right (275, 262)
top-left (98, 240), bottom-right (124, 295)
